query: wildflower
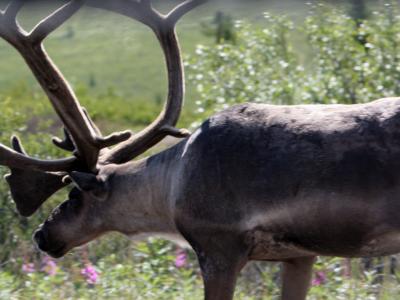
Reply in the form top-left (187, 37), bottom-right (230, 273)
top-left (41, 256), bottom-right (57, 276)
top-left (312, 271), bottom-right (327, 286)
top-left (81, 264), bottom-right (99, 285)
top-left (175, 249), bottom-right (187, 268)
top-left (22, 263), bottom-right (36, 274)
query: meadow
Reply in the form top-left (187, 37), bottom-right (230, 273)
top-left (2, 0), bottom-right (400, 299)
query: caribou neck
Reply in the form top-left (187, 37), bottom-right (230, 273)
top-left (107, 142), bottom-right (185, 237)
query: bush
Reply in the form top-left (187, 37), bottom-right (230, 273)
top-left (187, 2), bottom-right (400, 125)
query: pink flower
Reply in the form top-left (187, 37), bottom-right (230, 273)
top-left (81, 264), bottom-right (99, 285)
top-left (175, 249), bottom-right (187, 268)
top-left (22, 263), bottom-right (36, 274)
top-left (41, 256), bottom-right (57, 276)
top-left (312, 271), bottom-right (327, 286)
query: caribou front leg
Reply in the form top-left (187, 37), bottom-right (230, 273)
top-left (179, 227), bottom-right (250, 300)
top-left (281, 256), bottom-right (316, 300)
top-left (199, 254), bottom-right (247, 300)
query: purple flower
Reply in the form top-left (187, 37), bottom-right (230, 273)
top-left (175, 249), bottom-right (187, 268)
top-left (312, 271), bottom-right (327, 286)
top-left (41, 256), bottom-right (57, 276)
top-left (22, 263), bottom-right (36, 274)
top-left (81, 264), bottom-right (99, 285)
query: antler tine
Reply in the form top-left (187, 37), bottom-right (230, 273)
top-left (52, 128), bottom-right (76, 152)
top-left (167, 0), bottom-right (208, 26)
top-left (0, 0), bottom-right (25, 45)
top-left (30, 0), bottom-right (85, 44)
top-left (95, 0), bottom-right (208, 165)
top-left (80, 107), bottom-right (132, 149)
top-left (3, 0), bottom-right (24, 25)
top-left (82, 107), bottom-right (102, 136)
top-left (0, 136), bottom-right (77, 172)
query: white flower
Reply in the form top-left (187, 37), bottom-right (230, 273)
top-left (365, 43), bottom-right (374, 49)
top-left (279, 60), bottom-right (289, 69)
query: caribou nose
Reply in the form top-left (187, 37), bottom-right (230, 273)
top-left (33, 230), bottom-right (48, 251)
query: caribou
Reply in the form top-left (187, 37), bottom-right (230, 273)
top-left (1, 0), bottom-right (400, 299)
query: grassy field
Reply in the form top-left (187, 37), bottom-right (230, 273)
top-left (0, 1), bottom-right (310, 102)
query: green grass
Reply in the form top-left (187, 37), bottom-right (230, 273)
top-left (0, 6), bottom-right (205, 99)
top-left (0, 1), bottom-right (313, 98)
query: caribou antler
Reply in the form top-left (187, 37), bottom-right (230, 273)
top-left (0, 0), bottom-right (131, 172)
top-left (89, 0), bottom-right (207, 164)
top-left (4, 137), bottom-right (69, 217)
top-left (0, 0), bottom-right (207, 216)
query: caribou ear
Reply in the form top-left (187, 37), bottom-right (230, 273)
top-left (69, 172), bottom-right (103, 192)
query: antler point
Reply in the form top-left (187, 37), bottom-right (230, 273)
top-left (161, 125), bottom-right (191, 138)
top-left (94, 130), bottom-right (133, 149)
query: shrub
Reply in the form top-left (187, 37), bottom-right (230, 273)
top-left (187, 2), bottom-right (400, 124)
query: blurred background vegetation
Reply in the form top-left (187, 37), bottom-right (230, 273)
top-left (2, 0), bottom-right (400, 299)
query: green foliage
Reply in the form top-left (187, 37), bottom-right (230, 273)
top-left (201, 11), bottom-right (237, 44)
top-left (187, 13), bottom-right (300, 125)
top-left (1, 255), bottom-right (399, 299)
top-left (187, 2), bottom-right (400, 124)
top-left (305, 2), bottom-right (400, 104)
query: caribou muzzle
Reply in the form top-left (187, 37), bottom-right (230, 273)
top-left (33, 228), bottom-right (67, 258)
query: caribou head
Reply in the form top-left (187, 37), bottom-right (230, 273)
top-left (34, 172), bottom-right (112, 258)
top-left (0, 0), bottom-right (204, 256)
